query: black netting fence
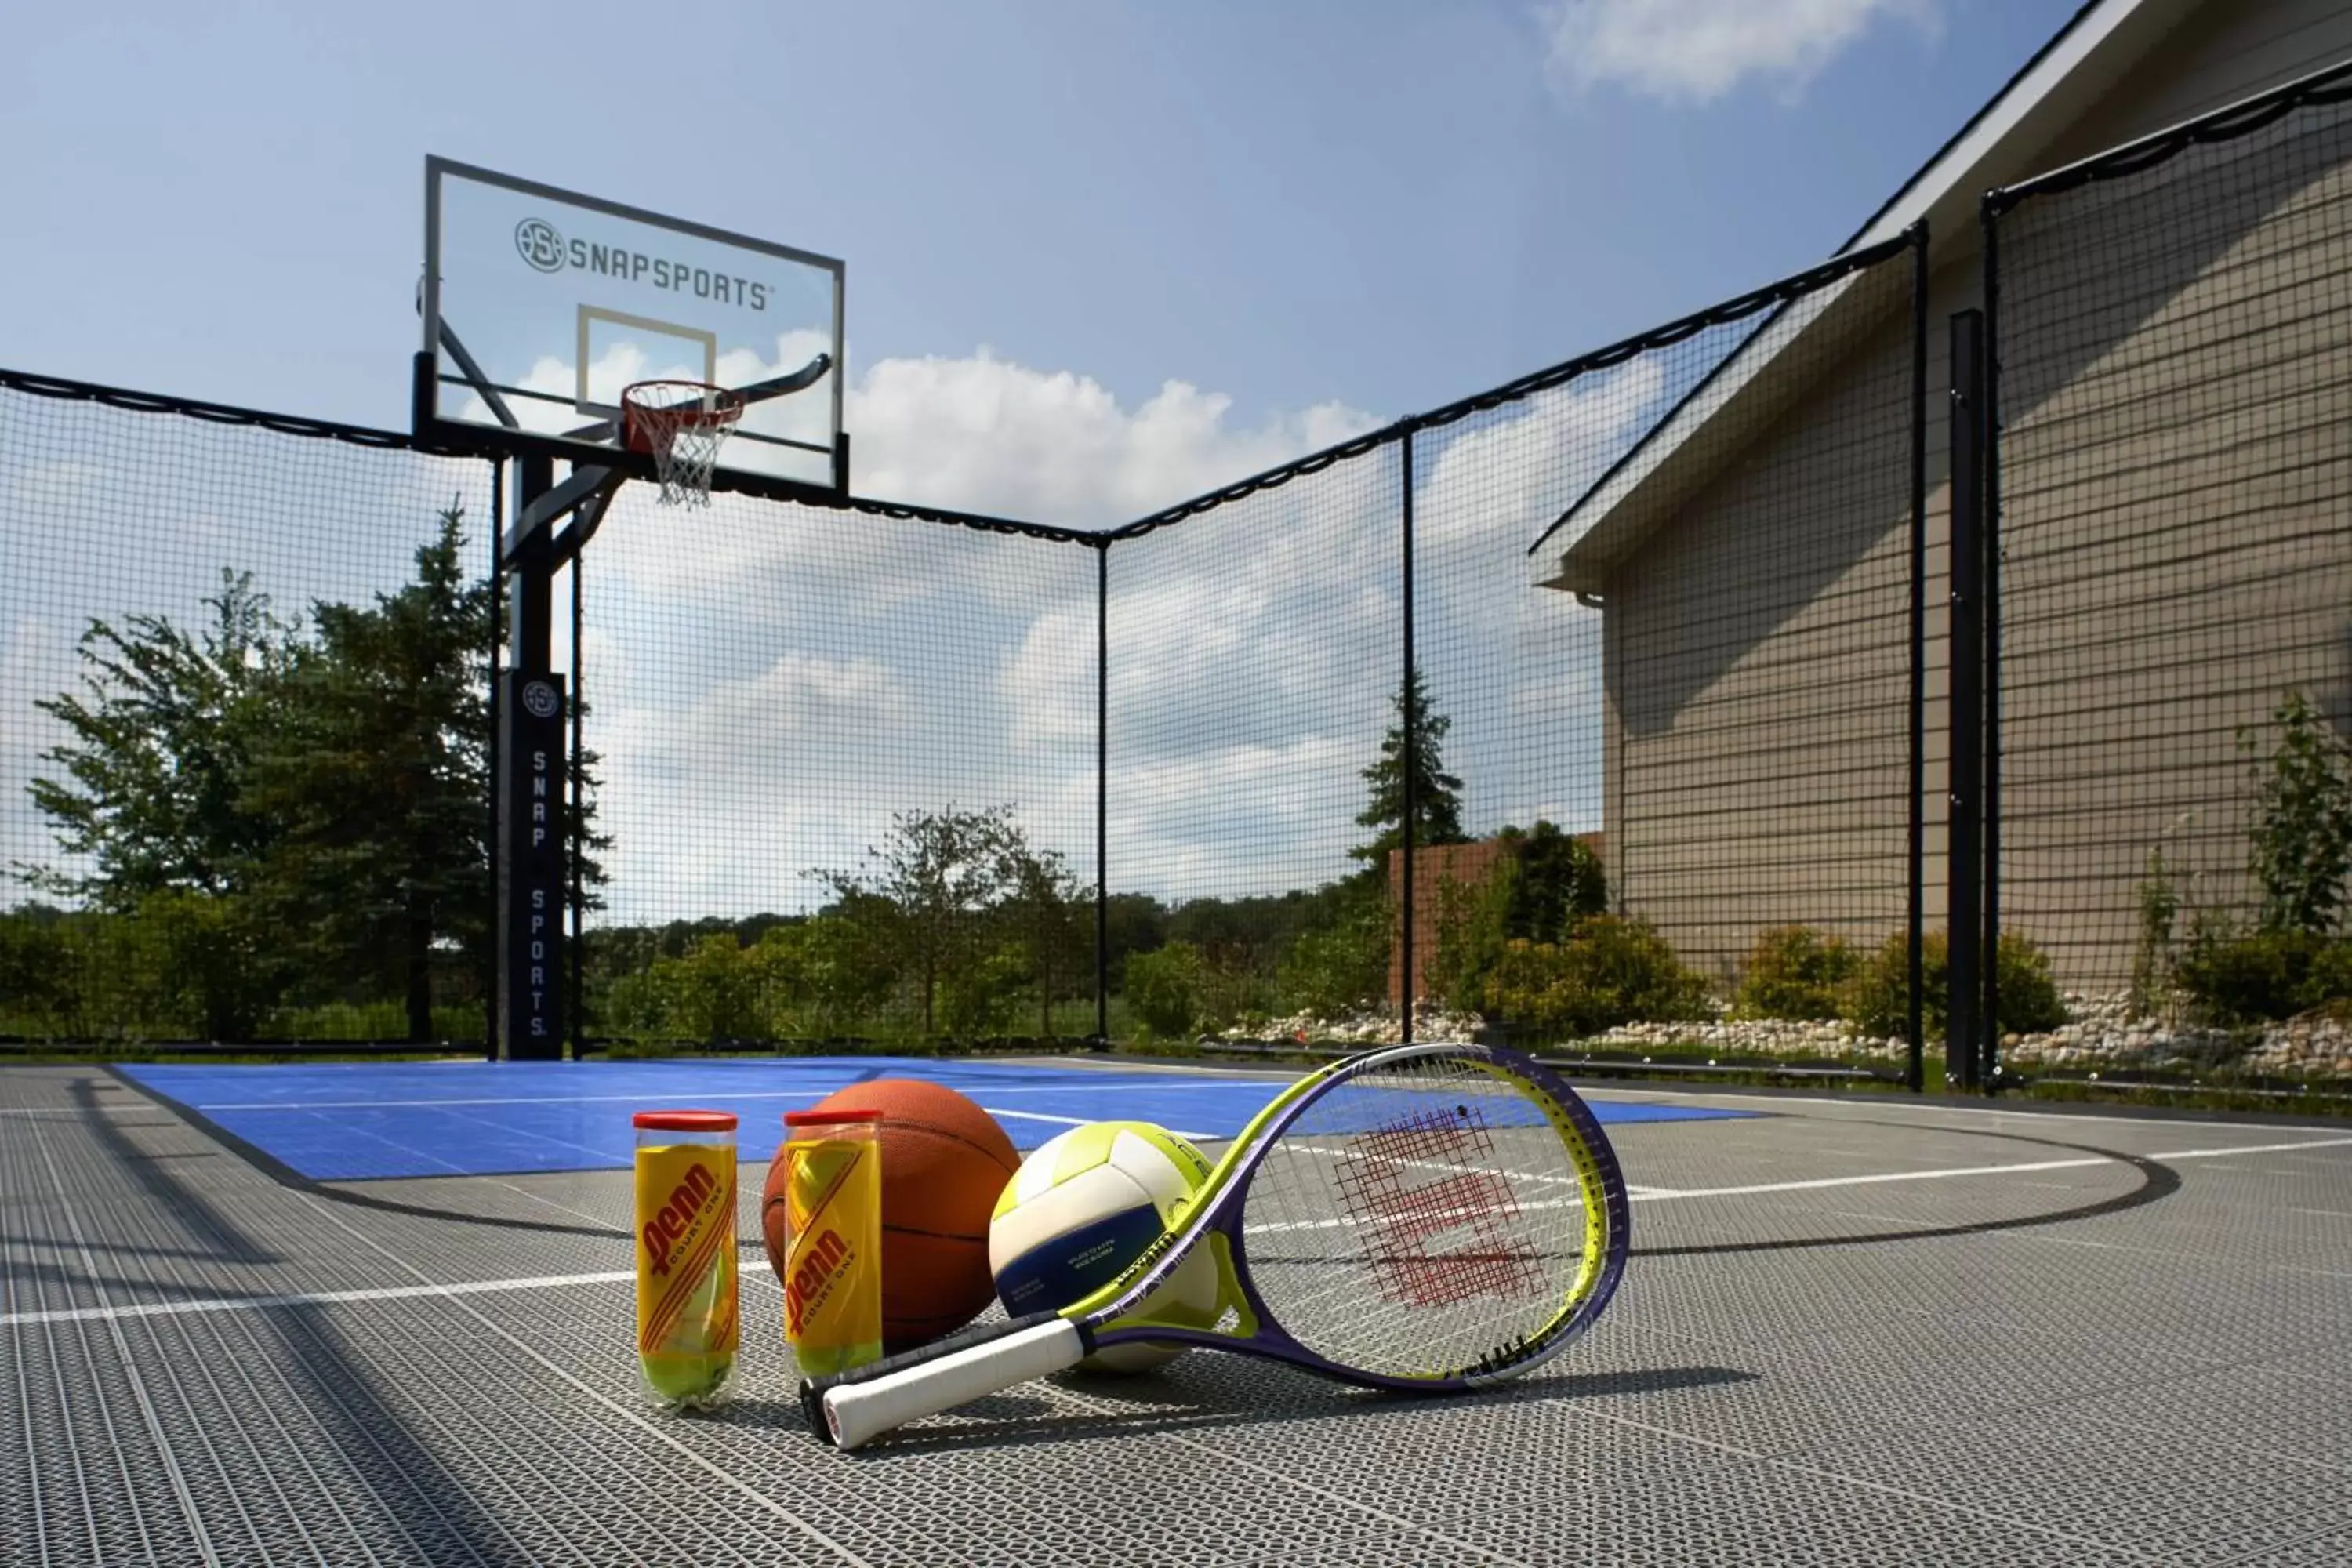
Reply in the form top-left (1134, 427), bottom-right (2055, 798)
top-left (0, 234), bottom-right (1934, 1066)
top-left (1090, 234), bottom-right (1929, 1076)
top-left (1417, 246), bottom-right (1926, 1074)
top-left (571, 495), bottom-right (1099, 1050)
top-left (0, 373), bottom-right (498, 1045)
top-left (20, 66), bottom-right (2352, 1086)
top-left (1105, 444), bottom-right (1403, 1046)
top-left (1985, 64), bottom-right (2352, 1064)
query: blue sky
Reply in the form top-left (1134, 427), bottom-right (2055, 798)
top-left (3, 0), bottom-right (2078, 442)
top-left (1, 1), bottom-right (2092, 923)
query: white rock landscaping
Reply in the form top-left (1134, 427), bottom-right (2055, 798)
top-left (1208, 993), bottom-right (2352, 1081)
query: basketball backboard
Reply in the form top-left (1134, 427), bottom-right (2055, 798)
top-left (417, 157), bottom-right (845, 495)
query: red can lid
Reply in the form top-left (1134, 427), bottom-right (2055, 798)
top-left (632, 1109), bottom-right (739, 1132)
top-left (784, 1109), bottom-right (884, 1127)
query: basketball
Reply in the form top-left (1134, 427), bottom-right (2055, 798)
top-left (762, 1078), bottom-right (1021, 1351)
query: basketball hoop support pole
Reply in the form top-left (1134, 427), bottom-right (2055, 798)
top-left (495, 454), bottom-right (568, 1061)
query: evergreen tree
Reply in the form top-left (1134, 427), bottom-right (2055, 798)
top-left (1350, 664), bottom-right (1467, 873)
top-left (24, 572), bottom-right (293, 905)
top-left (248, 503), bottom-right (593, 1041)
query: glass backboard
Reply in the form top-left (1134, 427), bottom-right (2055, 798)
top-left (419, 157), bottom-right (845, 493)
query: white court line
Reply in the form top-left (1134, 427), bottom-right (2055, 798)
top-left (1, 1271), bottom-right (633, 1328)
top-left (1639, 1087), bottom-right (2352, 1136)
top-left (1632, 1135), bottom-right (2352, 1201)
top-left (986, 1108), bottom-right (1220, 1143)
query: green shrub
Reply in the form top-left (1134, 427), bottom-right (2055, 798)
top-left (1276, 899), bottom-right (1390, 1017)
top-left (140, 889), bottom-right (282, 1042)
top-left (1196, 947), bottom-right (1272, 1033)
top-left (1483, 915), bottom-right (1711, 1040)
top-left (1842, 928), bottom-right (2067, 1040)
top-left (937, 945), bottom-right (1029, 1036)
top-left (1994, 934), bottom-right (2066, 1035)
top-left (746, 917), bottom-right (898, 1037)
top-left (1732, 926), bottom-right (1858, 1021)
top-left (605, 934), bottom-right (763, 1042)
top-left (1429, 865), bottom-right (1512, 1016)
top-left (2175, 925), bottom-right (2352, 1025)
top-left (1126, 941), bottom-right (1206, 1037)
top-left (0, 912), bottom-right (78, 1038)
top-left (1502, 822), bottom-right (1608, 939)
top-left (2245, 689), bottom-right (2352, 935)
top-left (1428, 824), bottom-right (1609, 1020)
top-left (2129, 842), bottom-right (2186, 1021)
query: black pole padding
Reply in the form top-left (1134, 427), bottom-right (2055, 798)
top-left (1946, 310), bottom-right (1986, 1094)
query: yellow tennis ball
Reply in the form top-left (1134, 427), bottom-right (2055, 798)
top-left (988, 1120), bottom-right (1222, 1372)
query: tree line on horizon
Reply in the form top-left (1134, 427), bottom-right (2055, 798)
top-left (0, 521), bottom-right (1499, 1047)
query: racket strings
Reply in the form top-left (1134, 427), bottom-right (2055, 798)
top-left (1331, 1105), bottom-right (1541, 1307)
top-left (1237, 1054), bottom-right (1595, 1379)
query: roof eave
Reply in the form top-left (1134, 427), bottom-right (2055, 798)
top-left (1537, 0), bottom-right (2201, 594)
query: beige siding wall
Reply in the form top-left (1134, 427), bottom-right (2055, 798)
top-left (2040, 0), bottom-right (2352, 169)
top-left (1595, 2), bottom-right (2352, 996)
top-left (1606, 276), bottom-right (1945, 988)
top-left (1994, 115), bottom-right (2352, 987)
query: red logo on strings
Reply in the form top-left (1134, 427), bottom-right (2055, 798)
top-left (1335, 1105), bottom-right (1541, 1307)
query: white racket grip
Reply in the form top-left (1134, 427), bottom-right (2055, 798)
top-left (822, 1319), bottom-right (1088, 1450)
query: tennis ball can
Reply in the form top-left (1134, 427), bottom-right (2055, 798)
top-left (633, 1109), bottom-right (739, 1410)
top-left (780, 1109), bottom-right (884, 1377)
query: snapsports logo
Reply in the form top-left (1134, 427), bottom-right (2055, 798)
top-left (514, 218), bottom-right (566, 274)
top-left (509, 214), bottom-right (771, 311)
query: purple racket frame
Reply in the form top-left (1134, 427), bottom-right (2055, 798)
top-left (1081, 1040), bottom-right (1631, 1389)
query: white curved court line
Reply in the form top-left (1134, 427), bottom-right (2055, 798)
top-left (11, 1138), bottom-right (2343, 1328)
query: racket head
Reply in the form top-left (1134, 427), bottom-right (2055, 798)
top-left (1076, 1040), bottom-right (1629, 1389)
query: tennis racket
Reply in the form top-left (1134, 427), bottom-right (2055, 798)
top-left (801, 1039), bottom-right (1629, 1450)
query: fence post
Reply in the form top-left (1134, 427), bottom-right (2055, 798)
top-left (1980, 202), bottom-right (2005, 1094)
top-left (484, 459), bottom-right (503, 1062)
top-left (569, 550), bottom-right (585, 1061)
top-left (1907, 223), bottom-right (1930, 1094)
top-left (1095, 543), bottom-right (1109, 1047)
top-left (1946, 310), bottom-right (1986, 1092)
top-left (1399, 431), bottom-right (1416, 1044)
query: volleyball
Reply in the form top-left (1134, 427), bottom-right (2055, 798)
top-left (987, 1120), bottom-right (1224, 1372)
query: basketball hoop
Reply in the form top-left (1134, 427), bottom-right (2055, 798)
top-left (622, 381), bottom-right (745, 505)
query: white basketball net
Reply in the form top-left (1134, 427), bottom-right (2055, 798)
top-left (624, 383), bottom-right (743, 506)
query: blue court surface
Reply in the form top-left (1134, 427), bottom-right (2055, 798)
top-left (117, 1056), bottom-right (1752, 1181)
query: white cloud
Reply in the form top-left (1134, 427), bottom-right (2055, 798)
top-left (1542, 0), bottom-right (1938, 105)
top-left (562, 341), bottom-right (1693, 919)
top-left (0, 335), bottom-right (1663, 924)
top-left (845, 350), bottom-right (1377, 528)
